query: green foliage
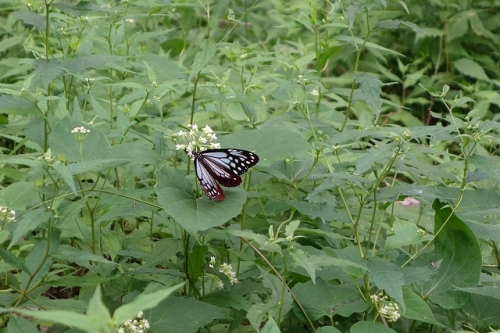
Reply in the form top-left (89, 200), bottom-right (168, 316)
top-left (0, 0), bottom-right (499, 333)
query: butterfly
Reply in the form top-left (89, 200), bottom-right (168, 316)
top-left (193, 148), bottom-right (259, 200)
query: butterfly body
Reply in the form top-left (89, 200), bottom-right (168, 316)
top-left (193, 148), bottom-right (259, 200)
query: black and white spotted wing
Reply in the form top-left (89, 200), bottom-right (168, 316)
top-left (193, 148), bottom-right (259, 201)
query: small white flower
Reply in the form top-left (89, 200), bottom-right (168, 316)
top-left (209, 256), bottom-right (216, 268)
top-left (311, 89), bottom-right (319, 96)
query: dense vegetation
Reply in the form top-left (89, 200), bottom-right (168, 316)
top-left (0, 0), bottom-right (500, 332)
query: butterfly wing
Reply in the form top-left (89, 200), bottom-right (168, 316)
top-left (194, 149), bottom-right (259, 200)
top-left (194, 155), bottom-right (226, 200)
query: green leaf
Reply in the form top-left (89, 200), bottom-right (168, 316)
top-left (49, 117), bottom-right (108, 162)
top-left (33, 59), bottom-right (65, 87)
top-left (292, 280), bottom-right (368, 321)
top-left (385, 218), bottom-right (422, 251)
top-left (368, 257), bottom-right (405, 312)
top-left (156, 168), bottom-right (247, 236)
top-left (402, 287), bottom-right (441, 325)
top-left (290, 248), bottom-right (316, 282)
top-left (66, 55), bottom-right (122, 72)
top-left (7, 315), bottom-right (39, 333)
top-left (316, 327), bottom-right (342, 333)
top-left (218, 125), bottom-right (313, 167)
top-left (19, 311), bottom-right (106, 333)
top-left (51, 245), bottom-right (118, 267)
top-left (469, 155), bottom-right (500, 183)
top-left (460, 293), bottom-right (500, 325)
top-left (351, 321), bottom-right (397, 333)
top-left (14, 12), bottom-right (46, 30)
top-left (354, 73), bottom-right (383, 119)
top-left (148, 296), bottom-right (225, 333)
top-left (21, 240), bottom-right (54, 290)
top-left (114, 283), bottom-right (184, 324)
top-left (9, 208), bottom-right (52, 248)
top-left (378, 19), bottom-right (426, 34)
top-left (201, 290), bottom-right (251, 311)
top-left (287, 200), bottom-right (339, 220)
top-left (0, 247), bottom-right (30, 274)
top-left (0, 96), bottom-right (38, 116)
top-left (260, 317), bottom-right (280, 333)
top-left (87, 286), bottom-right (111, 324)
top-left (0, 182), bottom-right (39, 210)
top-left (258, 266), bottom-right (293, 322)
top-left (425, 200), bottom-right (482, 308)
top-left (453, 58), bottom-right (490, 82)
top-left (355, 141), bottom-right (397, 174)
top-left (52, 161), bottom-right (78, 195)
top-left (189, 39), bottom-right (216, 81)
top-left (317, 45), bottom-right (341, 72)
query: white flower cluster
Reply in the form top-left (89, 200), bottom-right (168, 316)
top-left (117, 311), bottom-right (150, 333)
top-left (370, 292), bottom-right (400, 322)
top-left (173, 124), bottom-right (220, 158)
top-left (207, 256), bottom-right (225, 289)
top-left (0, 206), bottom-right (15, 222)
top-left (219, 262), bottom-right (238, 285)
top-left (71, 126), bottom-right (90, 134)
top-left (380, 303), bottom-right (400, 322)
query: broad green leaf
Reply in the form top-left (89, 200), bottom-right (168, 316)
top-left (66, 55), bottom-right (122, 72)
top-left (14, 12), bottom-right (46, 30)
top-left (0, 182), bottom-right (39, 210)
top-left (6, 309), bottom-right (108, 333)
top-left (460, 293), bottom-right (500, 326)
top-left (317, 327), bottom-right (342, 333)
top-left (260, 317), bottom-right (280, 333)
top-left (189, 39), bottom-right (216, 81)
top-left (247, 302), bottom-right (276, 332)
top-left (49, 117), bottom-right (109, 163)
top-left (465, 220), bottom-right (500, 243)
top-left (402, 287), bottom-right (440, 325)
top-left (0, 95), bottom-right (39, 115)
top-left (287, 200), bottom-right (339, 220)
top-left (21, 240), bottom-right (55, 290)
top-left (292, 280), bottom-right (368, 321)
top-left (355, 141), bottom-right (397, 174)
top-left (457, 286), bottom-right (500, 300)
top-left (52, 161), bottom-right (77, 195)
top-left (258, 266), bottom-right (293, 321)
top-left (201, 290), bottom-right (251, 311)
top-left (156, 168), bottom-right (247, 236)
top-left (87, 287), bottom-right (111, 324)
top-left (425, 200), bottom-right (481, 308)
top-left (114, 283), bottom-right (184, 324)
top-left (0, 247), bottom-right (30, 274)
top-left (368, 257), bottom-right (406, 312)
top-left (66, 159), bottom-right (129, 174)
top-left (218, 125), bottom-right (313, 167)
top-left (290, 248), bottom-right (316, 282)
top-left (354, 73), bottom-right (383, 118)
top-left (385, 218), bottom-right (422, 251)
top-left (469, 155), bottom-right (500, 183)
top-left (7, 315), bottom-right (39, 333)
top-left (453, 58), bottom-right (490, 82)
top-left (378, 19), bottom-right (425, 34)
top-left (51, 245), bottom-right (118, 267)
top-left (351, 321), bottom-right (397, 333)
top-left (33, 59), bottom-right (65, 87)
top-left (45, 275), bottom-right (113, 287)
top-left (148, 296), bottom-right (225, 333)
top-left (317, 45), bottom-right (342, 72)
top-left (9, 209), bottom-right (52, 248)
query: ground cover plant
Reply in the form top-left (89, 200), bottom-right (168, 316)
top-left (0, 0), bottom-right (500, 332)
